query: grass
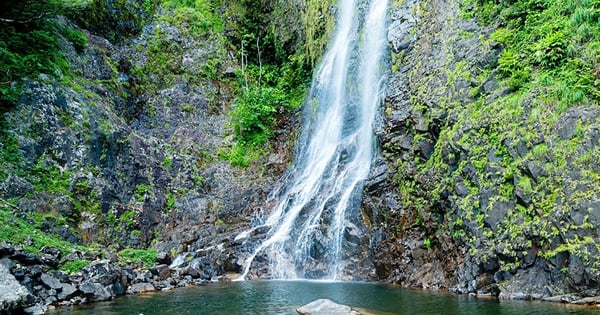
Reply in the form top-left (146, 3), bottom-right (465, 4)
top-left (119, 248), bottom-right (157, 267)
top-left (0, 199), bottom-right (90, 255)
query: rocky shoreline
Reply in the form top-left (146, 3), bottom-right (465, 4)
top-left (3, 237), bottom-right (600, 315)
top-left (0, 241), bottom-right (242, 314)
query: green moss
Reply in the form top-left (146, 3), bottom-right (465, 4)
top-left (0, 201), bottom-right (90, 255)
top-left (135, 183), bottom-right (153, 202)
top-left (119, 248), bottom-right (157, 267)
top-left (61, 259), bottom-right (91, 274)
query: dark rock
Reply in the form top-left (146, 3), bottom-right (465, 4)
top-left (26, 265), bottom-right (43, 279)
top-left (493, 270), bottom-right (512, 283)
top-left (482, 258), bottom-right (499, 272)
top-left (567, 255), bottom-right (587, 287)
top-left (150, 264), bottom-right (171, 280)
top-left (181, 266), bottom-right (200, 279)
top-left (78, 282), bottom-right (112, 302)
top-left (156, 251), bottom-right (172, 265)
top-left (0, 241), bottom-right (14, 257)
top-left (40, 253), bottom-right (59, 268)
top-left (11, 252), bottom-right (40, 265)
top-left (1, 174), bottom-right (34, 198)
top-left (79, 260), bottom-right (126, 301)
top-left (13, 269), bottom-right (26, 281)
top-left (497, 261), bottom-right (551, 300)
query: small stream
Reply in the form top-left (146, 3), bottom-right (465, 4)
top-left (50, 281), bottom-right (596, 315)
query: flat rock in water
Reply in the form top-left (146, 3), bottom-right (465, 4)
top-left (129, 282), bottom-right (156, 294)
top-left (296, 299), bottom-right (361, 315)
top-left (0, 264), bottom-right (31, 312)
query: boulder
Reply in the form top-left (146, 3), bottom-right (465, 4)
top-left (78, 282), bottom-right (112, 302)
top-left (79, 260), bottom-right (126, 301)
top-left (128, 282), bottom-right (156, 294)
top-left (0, 264), bottom-right (31, 313)
top-left (296, 299), bottom-right (361, 315)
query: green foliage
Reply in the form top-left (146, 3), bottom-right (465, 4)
top-left (69, 0), bottom-right (158, 42)
top-left (219, 142), bottom-right (266, 168)
top-left (162, 155), bottom-right (173, 169)
top-left (0, 24), bottom-right (65, 108)
top-left (119, 248), bottom-right (157, 267)
top-left (0, 201), bottom-right (89, 255)
top-left (135, 183), bottom-right (153, 202)
top-left (468, 0), bottom-right (600, 109)
top-left (118, 210), bottom-right (136, 228)
top-left (231, 85), bottom-right (286, 145)
top-left (61, 259), bottom-right (91, 274)
top-left (165, 192), bottom-right (176, 210)
top-left (161, 0), bottom-right (224, 36)
top-left (60, 25), bottom-right (88, 53)
top-left (302, 0), bottom-right (335, 66)
top-left (0, 1), bottom-right (90, 110)
top-left (30, 155), bottom-right (71, 194)
top-left (0, 0), bottom-right (88, 25)
top-left (0, 131), bottom-right (23, 181)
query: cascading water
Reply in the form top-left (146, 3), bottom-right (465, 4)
top-left (235, 0), bottom-right (389, 280)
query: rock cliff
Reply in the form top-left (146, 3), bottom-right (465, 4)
top-left (370, 0), bottom-right (600, 301)
top-left (1, 0), bottom-right (599, 311)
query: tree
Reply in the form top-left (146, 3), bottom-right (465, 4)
top-left (0, 0), bottom-right (86, 25)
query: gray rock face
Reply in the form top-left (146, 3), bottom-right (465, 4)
top-left (370, 0), bottom-right (600, 303)
top-left (0, 264), bottom-right (31, 313)
top-left (296, 299), bottom-right (360, 315)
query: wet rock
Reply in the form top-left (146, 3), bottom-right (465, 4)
top-left (180, 266), bottom-right (200, 278)
top-left (296, 299), bottom-right (361, 315)
top-left (79, 282), bottom-right (112, 302)
top-left (128, 282), bottom-right (156, 294)
top-left (542, 294), bottom-right (582, 303)
top-left (23, 303), bottom-right (47, 315)
top-left (56, 283), bottom-right (78, 301)
top-left (497, 261), bottom-right (552, 300)
top-left (570, 296), bottom-right (600, 305)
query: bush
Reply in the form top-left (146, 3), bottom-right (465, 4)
top-left (68, 0), bottom-right (159, 43)
top-left (231, 86), bottom-right (287, 145)
top-left (119, 248), bottom-right (157, 267)
top-left (61, 259), bottom-right (91, 274)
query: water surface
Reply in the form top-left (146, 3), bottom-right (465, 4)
top-left (51, 281), bottom-right (597, 315)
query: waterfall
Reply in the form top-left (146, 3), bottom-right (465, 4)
top-left (236, 0), bottom-right (389, 280)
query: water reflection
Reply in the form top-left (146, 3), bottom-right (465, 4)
top-left (50, 281), bottom-right (598, 315)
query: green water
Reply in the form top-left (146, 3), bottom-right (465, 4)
top-left (51, 281), bottom-right (597, 314)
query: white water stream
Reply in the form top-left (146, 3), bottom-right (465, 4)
top-left (236, 0), bottom-right (389, 280)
